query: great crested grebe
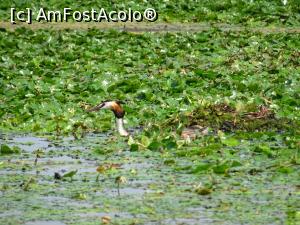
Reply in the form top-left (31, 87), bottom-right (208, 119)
top-left (87, 100), bottom-right (208, 140)
top-left (88, 100), bottom-right (129, 137)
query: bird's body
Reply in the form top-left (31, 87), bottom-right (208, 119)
top-left (88, 100), bottom-right (129, 136)
top-left (181, 125), bottom-right (209, 142)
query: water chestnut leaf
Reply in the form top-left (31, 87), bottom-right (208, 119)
top-left (130, 144), bottom-right (139, 152)
top-left (62, 170), bottom-right (78, 178)
top-left (192, 163), bottom-right (212, 174)
top-left (221, 137), bottom-right (240, 147)
top-left (0, 144), bottom-right (21, 155)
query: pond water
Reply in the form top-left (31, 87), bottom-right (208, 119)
top-left (0, 132), bottom-right (298, 224)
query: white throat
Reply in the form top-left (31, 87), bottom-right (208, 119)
top-left (116, 118), bottom-right (129, 136)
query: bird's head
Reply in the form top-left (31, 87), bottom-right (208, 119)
top-left (88, 100), bottom-right (125, 118)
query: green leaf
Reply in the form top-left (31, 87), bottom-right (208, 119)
top-left (192, 163), bottom-right (212, 174)
top-left (213, 163), bottom-right (230, 174)
top-left (130, 144), bottom-right (139, 151)
top-left (164, 159), bottom-right (175, 165)
top-left (147, 141), bottom-right (161, 151)
top-left (254, 145), bottom-right (274, 157)
top-left (141, 135), bottom-right (151, 147)
top-left (62, 170), bottom-right (78, 178)
top-left (221, 137), bottom-right (239, 147)
top-left (127, 136), bottom-right (135, 146)
top-left (277, 166), bottom-right (294, 174)
top-left (0, 144), bottom-right (21, 155)
top-left (231, 160), bottom-right (242, 167)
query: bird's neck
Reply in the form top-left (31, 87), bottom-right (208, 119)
top-left (116, 118), bottom-right (129, 136)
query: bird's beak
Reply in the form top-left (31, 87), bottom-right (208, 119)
top-left (87, 103), bottom-right (105, 112)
